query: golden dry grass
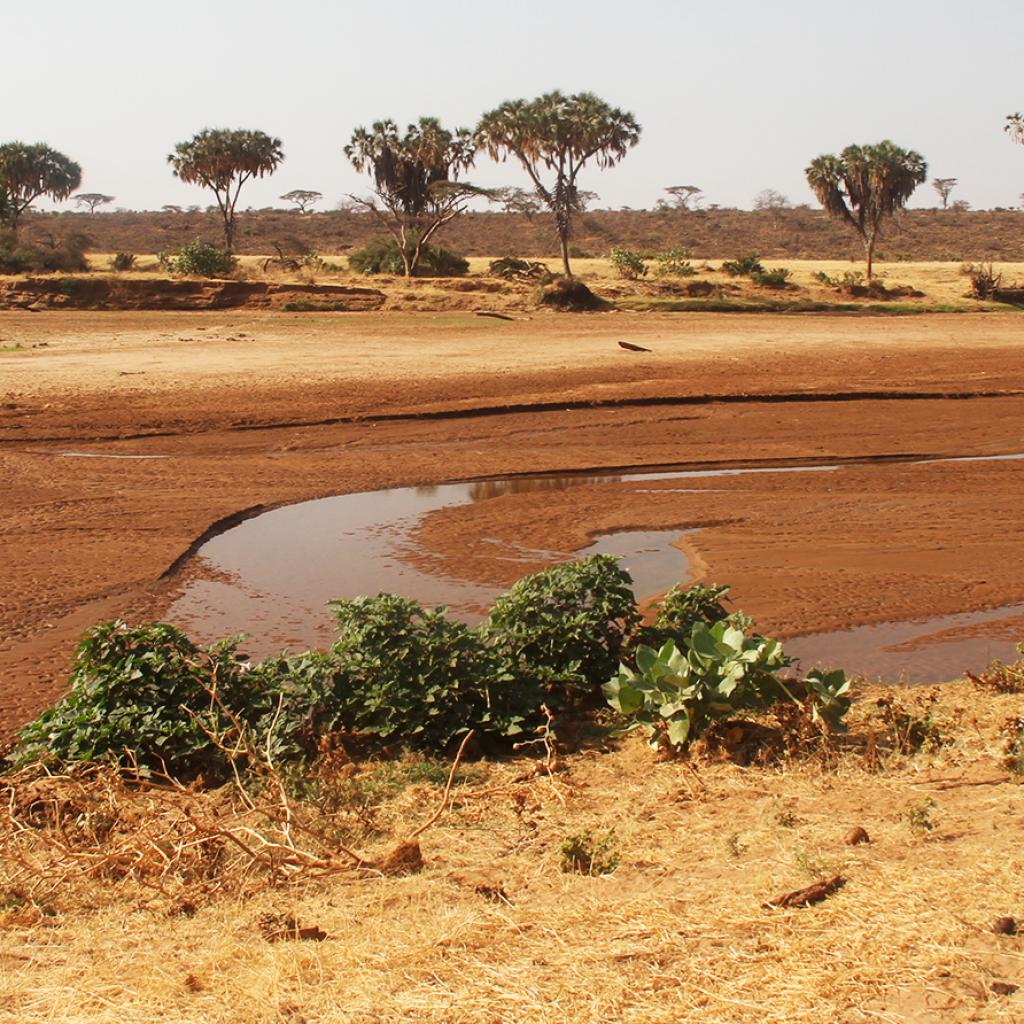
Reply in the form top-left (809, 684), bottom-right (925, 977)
top-left (2, 682), bottom-right (1023, 1023)
top-left (64, 255), bottom-right (1024, 314)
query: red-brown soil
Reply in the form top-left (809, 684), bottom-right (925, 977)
top-left (3, 309), bottom-right (1024, 737)
top-left (0, 276), bottom-right (384, 311)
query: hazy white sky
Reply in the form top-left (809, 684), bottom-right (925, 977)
top-left (8, 0), bottom-right (1024, 212)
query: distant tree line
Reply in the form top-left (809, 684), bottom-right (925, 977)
top-left (5, 106), bottom-right (1024, 281)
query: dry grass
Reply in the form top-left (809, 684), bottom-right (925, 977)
top-left (2, 682), bottom-right (1023, 1023)
top-left (57, 255), bottom-right (1024, 316)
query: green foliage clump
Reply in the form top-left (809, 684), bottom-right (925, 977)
top-left (15, 561), bottom-right (853, 773)
top-left (158, 240), bottom-right (236, 277)
top-left (652, 582), bottom-right (734, 636)
top-left (559, 829), bottom-right (619, 875)
top-left (17, 622), bottom-right (242, 773)
top-left (812, 269), bottom-right (864, 290)
top-left (608, 246), bottom-right (647, 279)
top-left (15, 623), bottom-right (349, 775)
top-left (110, 252), bottom-right (136, 272)
top-left (348, 238), bottom-right (468, 277)
top-left (482, 555), bottom-right (642, 707)
top-left (750, 267), bottom-right (792, 289)
top-left (654, 248), bottom-right (695, 277)
top-left (0, 230), bottom-right (90, 273)
top-left (237, 650), bottom-right (349, 764)
top-left (329, 594), bottom-right (521, 748)
top-left (721, 253), bottom-right (764, 277)
top-left (603, 622), bottom-right (850, 752)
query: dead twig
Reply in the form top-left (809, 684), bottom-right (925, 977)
top-left (763, 875), bottom-right (846, 910)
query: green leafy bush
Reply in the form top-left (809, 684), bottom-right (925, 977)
top-left (654, 248), bottom-right (695, 277)
top-left (603, 622), bottom-right (850, 752)
top-left (481, 555), bottom-right (641, 706)
top-left (608, 246), bottom-right (647, 279)
top-left (238, 650), bottom-right (349, 764)
top-left (721, 253), bottom-right (764, 277)
top-left (348, 238), bottom-right (468, 277)
top-left (750, 267), bottom-right (792, 289)
top-left (110, 252), bottom-right (136, 272)
top-left (812, 269), bottom-right (864, 289)
top-left (652, 582), bottom-right (733, 634)
top-left (0, 230), bottom-right (90, 273)
top-left (158, 240), bottom-right (236, 277)
top-left (329, 594), bottom-right (523, 748)
top-left (17, 621), bottom-right (243, 773)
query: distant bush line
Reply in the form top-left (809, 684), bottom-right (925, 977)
top-left (16, 207), bottom-right (1024, 263)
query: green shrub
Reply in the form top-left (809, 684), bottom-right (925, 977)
top-left (750, 267), bottom-right (792, 289)
top-left (608, 246), bottom-right (647, 279)
top-left (158, 240), bottom-right (236, 277)
top-left (812, 269), bottom-right (864, 290)
top-left (603, 623), bottom-right (850, 752)
top-left (721, 253), bottom-right (764, 277)
top-left (110, 252), bottom-right (136, 272)
top-left (238, 650), bottom-right (349, 764)
top-left (0, 230), bottom-right (90, 273)
top-left (348, 238), bottom-right (468, 277)
top-left (635, 581), bottom-right (745, 652)
top-left (329, 594), bottom-right (525, 748)
top-left (654, 248), bottom-right (695, 277)
top-left (17, 621), bottom-right (243, 774)
top-left (481, 555), bottom-right (642, 706)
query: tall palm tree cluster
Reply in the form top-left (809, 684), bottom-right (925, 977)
top-left (7, 97), bottom-right (1023, 281)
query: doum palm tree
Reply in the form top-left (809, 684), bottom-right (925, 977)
top-left (476, 92), bottom-right (641, 278)
top-left (806, 141), bottom-right (926, 282)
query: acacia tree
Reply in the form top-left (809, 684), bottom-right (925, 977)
top-left (753, 188), bottom-right (790, 211)
top-left (344, 118), bottom-right (480, 277)
top-left (476, 92), bottom-right (641, 277)
top-left (74, 192), bottom-right (115, 213)
top-left (805, 141), bottom-right (926, 282)
top-left (664, 185), bottom-right (703, 210)
top-left (168, 129), bottom-right (284, 250)
top-left (931, 177), bottom-right (957, 209)
top-left (280, 189), bottom-right (322, 213)
top-left (496, 185), bottom-right (543, 220)
top-left (0, 143), bottom-right (82, 234)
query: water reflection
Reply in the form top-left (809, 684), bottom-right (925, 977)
top-left (468, 475), bottom-right (620, 501)
top-left (170, 453), bottom-right (1024, 681)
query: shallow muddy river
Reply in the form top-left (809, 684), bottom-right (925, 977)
top-left (170, 453), bottom-right (1024, 684)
